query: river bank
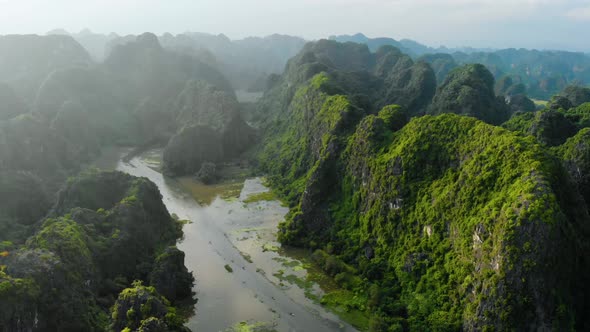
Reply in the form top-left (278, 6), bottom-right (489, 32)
top-left (93, 147), bottom-right (359, 332)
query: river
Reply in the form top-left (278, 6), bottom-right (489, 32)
top-left (95, 148), bottom-right (358, 332)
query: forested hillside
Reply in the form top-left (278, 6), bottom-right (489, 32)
top-left (1, 29), bottom-right (590, 332)
top-left (332, 33), bottom-right (590, 100)
top-left (256, 40), bottom-right (590, 331)
top-left (0, 33), bottom-right (247, 331)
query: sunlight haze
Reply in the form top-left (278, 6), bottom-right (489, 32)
top-left (0, 0), bottom-right (589, 51)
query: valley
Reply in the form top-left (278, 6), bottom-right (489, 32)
top-left (0, 16), bottom-right (589, 331)
top-left (97, 148), bottom-right (359, 332)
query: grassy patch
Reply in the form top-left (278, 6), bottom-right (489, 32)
top-left (243, 191), bottom-right (277, 204)
top-left (178, 177), bottom-right (244, 206)
top-left (262, 243), bottom-right (280, 252)
top-left (225, 321), bottom-right (277, 332)
top-left (320, 290), bottom-right (370, 331)
top-left (232, 227), bottom-right (264, 234)
top-left (273, 270), bottom-right (314, 290)
top-left (532, 98), bottom-right (548, 107)
top-left (272, 257), bottom-right (300, 267)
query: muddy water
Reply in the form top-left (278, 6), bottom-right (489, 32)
top-left (97, 148), bottom-right (358, 332)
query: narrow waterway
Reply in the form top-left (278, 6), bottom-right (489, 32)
top-left (96, 148), bottom-right (358, 332)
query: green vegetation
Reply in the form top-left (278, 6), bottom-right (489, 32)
top-left (149, 247), bottom-right (195, 303)
top-left (560, 85), bottom-right (590, 107)
top-left (267, 112), bottom-right (588, 330)
top-left (111, 281), bottom-right (189, 332)
top-left (177, 176), bottom-right (245, 206)
top-left (453, 51), bottom-right (590, 100)
top-left (262, 244), bottom-right (280, 253)
top-left (502, 110), bottom-right (577, 146)
top-left (225, 321), bottom-right (277, 332)
top-left (0, 171), bottom-right (194, 331)
top-left (0, 170), bottom-right (52, 243)
top-left (255, 40), bottom-right (590, 331)
top-left (502, 101), bottom-right (590, 147)
top-left (507, 94), bottom-right (536, 113)
top-left (532, 98), bottom-right (548, 107)
top-left (0, 269), bottom-right (40, 332)
top-left (253, 39), bottom-right (436, 129)
top-left (320, 290), bottom-right (370, 330)
top-left (0, 36), bottom-right (243, 331)
top-left (556, 128), bottom-right (590, 206)
top-left (2, 31), bottom-right (590, 332)
top-left (331, 34), bottom-right (590, 100)
top-left (243, 191), bottom-right (277, 204)
top-left (240, 252), bottom-right (254, 263)
top-left (429, 64), bottom-right (510, 124)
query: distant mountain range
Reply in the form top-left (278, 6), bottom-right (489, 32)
top-left (47, 29), bottom-right (306, 91)
top-left (329, 33), bottom-right (496, 56)
top-left (329, 33), bottom-right (590, 99)
top-left (43, 29), bottom-right (590, 99)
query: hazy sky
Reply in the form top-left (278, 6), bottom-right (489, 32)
top-left (0, 0), bottom-right (589, 51)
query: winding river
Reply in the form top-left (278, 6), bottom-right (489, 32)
top-left (95, 148), bottom-right (358, 332)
